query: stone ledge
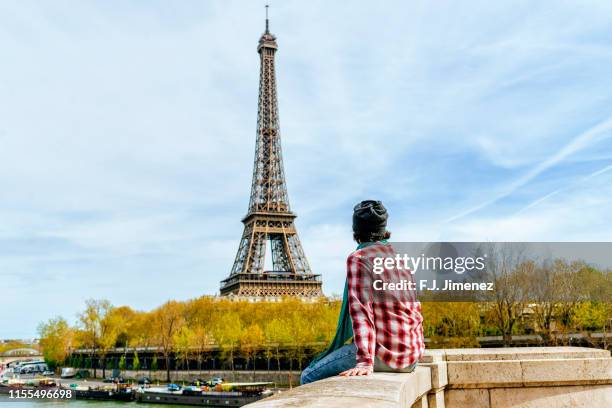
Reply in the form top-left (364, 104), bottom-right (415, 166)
top-left (245, 347), bottom-right (612, 408)
top-left (520, 357), bottom-right (612, 386)
top-left (245, 367), bottom-right (432, 408)
top-left (439, 346), bottom-right (609, 362)
top-left (246, 395), bottom-right (398, 408)
top-left (446, 356), bottom-right (612, 388)
top-left (447, 360), bottom-right (523, 388)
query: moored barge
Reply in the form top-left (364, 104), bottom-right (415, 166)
top-left (136, 382), bottom-right (273, 407)
top-left (73, 384), bottom-right (134, 401)
top-left (0, 378), bottom-right (59, 394)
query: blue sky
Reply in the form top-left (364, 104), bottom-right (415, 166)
top-left (1, 0), bottom-right (612, 338)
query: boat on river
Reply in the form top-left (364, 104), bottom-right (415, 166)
top-left (136, 382), bottom-right (273, 407)
top-left (0, 377), bottom-right (59, 393)
top-left (71, 383), bottom-right (134, 401)
top-left (0, 377), bottom-right (134, 401)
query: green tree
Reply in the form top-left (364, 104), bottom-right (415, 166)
top-left (78, 299), bottom-right (114, 378)
top-left (151, 355), bottom-right (158, 374)
top-left (240, 323), bottom-right (265, 378)
top-left (212, 312), bottom-right (243, 372)
top-left (572, 301), bottom-right (609, 331)
top-left (265, 318), bottom-right (291, 372)
top-left (75, 355), bottom-right (83, 369)
top-left (99, 308), bottom-right (120, 378)
top-left (485, 245), bottom-right (532, 346)
top-left (290, 312), bottom-right (312, 371)
top-left (152, 301), bottom-right (184, 382)
top-left (38, 317), bottom-right (74, 370)
top-left (193, 326), bottom-right (211, 374)
top-left (133, 352), bottom-right (141, 376)
top-left (174, 326), bottom-right (196, 371)
top-left (119, 355), bottom-right (126, 373)
top-left (528, 261), bottom-right (580, 344)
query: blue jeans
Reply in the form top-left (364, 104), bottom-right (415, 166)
top-left (301, 344), bottom-right (357, 385)
top-left (300, 344), bottom-right (417, 384)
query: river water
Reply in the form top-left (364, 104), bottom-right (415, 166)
top-left (0, 395), bottom-right (183, 407)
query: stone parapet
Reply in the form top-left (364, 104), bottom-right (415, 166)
top-left (246, 366), bottom-right (431, 408)
top-left (245, 347), bottom-right (612, 408)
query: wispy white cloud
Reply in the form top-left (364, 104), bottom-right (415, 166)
top-left (445, 117), bottom-right (612, 223)
top-left (517, 163), bottom-right (612, 214)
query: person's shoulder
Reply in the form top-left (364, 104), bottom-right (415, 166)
top-left (347, 247), bottom-right (370, 264)
top-left (348, 242), bottom-right (393, 261)
top-left (347, 249), bottom-right (363, 263)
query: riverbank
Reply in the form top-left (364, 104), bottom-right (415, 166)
top-left (2, 371), bottom-right (299, 388)
top-left (116, 369), bottom-right (300, 387)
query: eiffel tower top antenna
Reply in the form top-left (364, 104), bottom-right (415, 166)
top-left (265, 4), bottom-right (269, 34)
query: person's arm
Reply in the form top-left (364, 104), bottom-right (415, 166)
top-left (340, 253), bottom-right (375, 376)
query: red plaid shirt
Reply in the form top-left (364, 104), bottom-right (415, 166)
top-left (347, 242), bottom-right (425, 369)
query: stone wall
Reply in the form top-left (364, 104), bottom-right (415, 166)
top-left (244, 347), bottom-right (612, 408)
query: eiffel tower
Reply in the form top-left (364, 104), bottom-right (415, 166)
top-left (220, 9), bottom-right (323, 298)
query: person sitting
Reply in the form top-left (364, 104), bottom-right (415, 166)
top-left (301, 200), bottom-right (425, 384)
